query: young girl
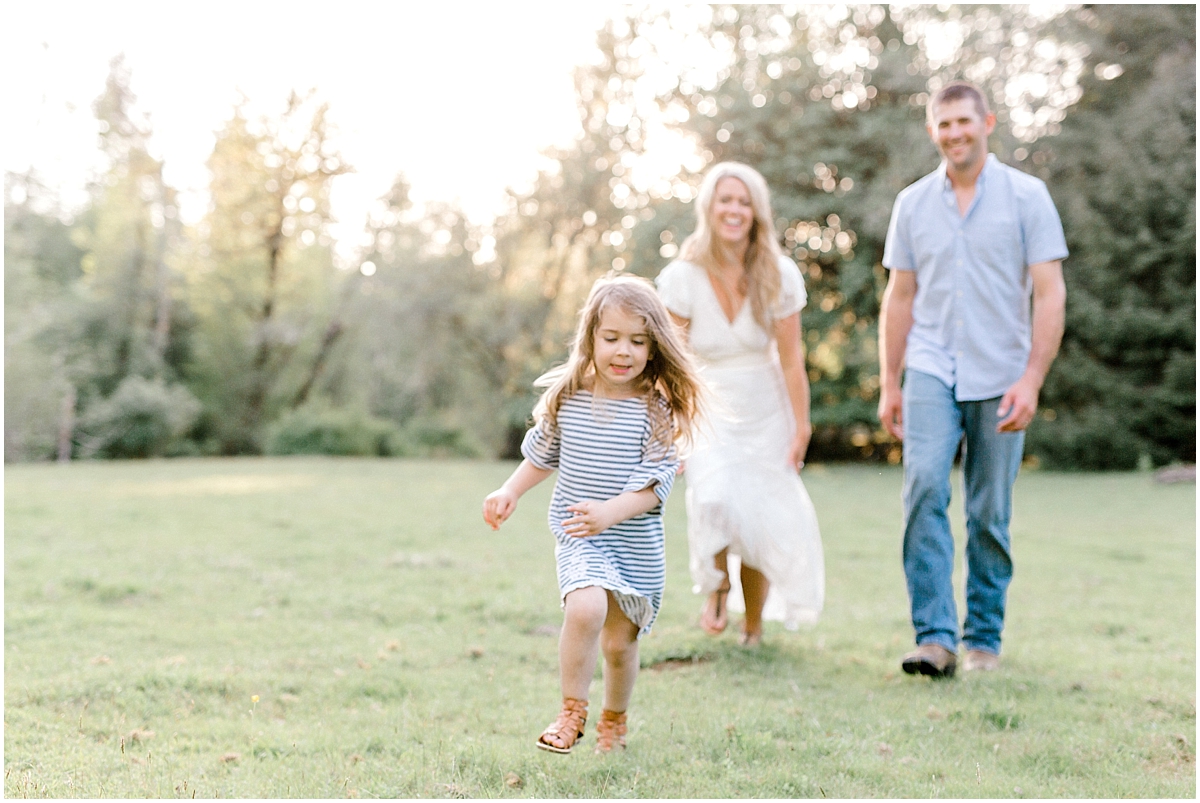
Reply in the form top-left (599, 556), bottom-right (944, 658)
top-left (483, 274), bottom-right (704, 755)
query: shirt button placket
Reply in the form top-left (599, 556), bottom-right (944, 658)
top-left (952, 227), bottom-right (965, 368)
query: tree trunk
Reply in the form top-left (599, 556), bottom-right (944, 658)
top-left (57, 384), bottom-right (77, 463)
top-left (292, 319), bottom-right (344, 408)
top-left (151, 217), bottom-right (172, 363)
top-left (242, 231), bottom-right (284, 441)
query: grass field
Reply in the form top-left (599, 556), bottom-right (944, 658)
top-left (4, 457), bottom-right (1195, 798)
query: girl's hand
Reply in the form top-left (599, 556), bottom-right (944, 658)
top-left (483, 489), bottom-right (517, 530)
top-left (563, 500), bottom-right (617, 538)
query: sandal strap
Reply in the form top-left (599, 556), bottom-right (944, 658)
top-left (595, 709), bottom-right (628, 752)
top-left (537, 698), bottom-right (588, 752)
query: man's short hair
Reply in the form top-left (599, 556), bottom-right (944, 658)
top-left (927, 81), bottom-right (990, 122)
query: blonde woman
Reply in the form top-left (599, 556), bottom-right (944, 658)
top-left (656, 162), bottom-right (824, 645)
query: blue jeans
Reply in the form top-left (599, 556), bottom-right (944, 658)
top-left (901, 370), bottom-right (1024, 655)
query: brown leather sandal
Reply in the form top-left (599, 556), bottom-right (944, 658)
top-left (536, 697), bottom-right (588, 754)
top-left (594, 709), bottom-right (627, 754)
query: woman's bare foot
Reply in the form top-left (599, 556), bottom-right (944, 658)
top-left (700, 586), bottom-right (730, 635)
top-left (737, 628), bottom-right (762, 647)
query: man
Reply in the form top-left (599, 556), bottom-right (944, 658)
top-left (878, 81), bottom-right (1068, 678)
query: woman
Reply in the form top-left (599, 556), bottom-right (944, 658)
top-left (655, 162), bottom-right (823, 645)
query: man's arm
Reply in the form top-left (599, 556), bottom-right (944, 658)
top-left (877, 270), bottom-right (917, 440)
top-left (996, 259), bottom-right (1066, 432)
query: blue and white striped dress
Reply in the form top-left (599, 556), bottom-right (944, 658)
top-left (521, 391), bottom-right (679, 637)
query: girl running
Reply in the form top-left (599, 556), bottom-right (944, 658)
top-left (483, 274), bottom-right (704, 754)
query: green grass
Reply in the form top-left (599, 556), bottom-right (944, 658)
top-left (5, 458), bottom-right (1195, 797)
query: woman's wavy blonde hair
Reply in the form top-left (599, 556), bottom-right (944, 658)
top-left (533, 274), bottom-right (705, 452)
top-left (679, 161), bottom-right (783, 332)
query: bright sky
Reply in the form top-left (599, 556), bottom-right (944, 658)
top-left (3, 1), bottom-right (625, 258)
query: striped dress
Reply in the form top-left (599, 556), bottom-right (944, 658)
top-left (521, 391), bottom-right (679, 637)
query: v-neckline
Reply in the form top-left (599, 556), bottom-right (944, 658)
top-left (704, 269), bottom-right (747, 326)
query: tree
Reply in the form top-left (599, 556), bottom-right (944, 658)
top-left (77, 55), bottom-right (186, 389)
top-left (332, 177), bottom-right (494, 455)
top-left (1029, 5), bottom-right (1196, 469)
top-left (3, 172), bottom-right (85, 461)
top-left (464, 16), bottom-right (672, 457)
top-left (186, 92), bottom-right (351, 453)
top-left (581, 4), bottom-right (1101, 461)
top-left (6, 56), bottom-right (199, 460)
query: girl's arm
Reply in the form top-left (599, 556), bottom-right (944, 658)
top-left (483, 459), bottom-right (554, 530)
top-left (563, 487), bottom-right (662, 538)
top-left (775, 311), bottom-right (812, 470)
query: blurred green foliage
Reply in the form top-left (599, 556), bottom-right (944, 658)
top-left (1029, 5), bottom-right (1196, 469)
top-left (4, 6), bottom-right (1194, 468)
top-left (265, 406), bottom-right (401, 457)
top-left (76, 375), bottom-right (200, 459)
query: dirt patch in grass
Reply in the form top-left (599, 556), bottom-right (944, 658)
top-left (644, 652), bottom-right (714, 671)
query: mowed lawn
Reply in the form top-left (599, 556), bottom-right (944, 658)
top-left (4, 457), bottom-right (1195, 798)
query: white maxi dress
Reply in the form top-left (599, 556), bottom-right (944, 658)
top-left (656, 256), bottom-right (824, 628)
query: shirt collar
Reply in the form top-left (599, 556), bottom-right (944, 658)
top-left (939, 153), bottom-right (999, 191)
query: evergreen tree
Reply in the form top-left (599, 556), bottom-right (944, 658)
top-left (1029, 5), bottom-right (1196, 469)
top-left (598, 4), bottom-right (1093, 460)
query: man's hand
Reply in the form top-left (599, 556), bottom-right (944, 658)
top-left (996, 375), bottom-right (1041, 432)
top-left (997, 260), bottom-right (1064, 434)
top-left (878, 383), bottom-right (904, 440)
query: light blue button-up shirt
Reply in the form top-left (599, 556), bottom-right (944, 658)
top-left (882, 154), bottom-right (1068, 401)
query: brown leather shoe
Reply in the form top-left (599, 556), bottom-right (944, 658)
top-left (901, 643), bottom-right (957, 678)
top-left (962, 649), bottom-right (1000, 672)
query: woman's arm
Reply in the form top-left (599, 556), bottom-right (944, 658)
top-left (775, 311), bottom-right (812, 470)
top-left (482, 459), bottom-right (554, 530)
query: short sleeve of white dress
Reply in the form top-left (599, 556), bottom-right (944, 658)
top-left (774, 256), bottom-right (808, 320)
top-left (654, 260), bottom-right (695, 319)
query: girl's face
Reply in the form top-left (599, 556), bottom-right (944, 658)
top-left (591, 305), bottom-right (651, 398)
top-left (708, 176), bottom-right (754, 249)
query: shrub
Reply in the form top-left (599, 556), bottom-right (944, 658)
top-left (78, 377), bottom-right (201, 459)
top-left (265, 407), bottom-right (401, 457)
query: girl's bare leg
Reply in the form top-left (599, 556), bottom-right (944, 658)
top-left (739, 564), bottom-right (769, 645)
top-left (599, 591), bottom-right (641, 712)
top-left (559, 586), bottom-right (608, 699)
top-left (700, 548), bottom-right (732, 634)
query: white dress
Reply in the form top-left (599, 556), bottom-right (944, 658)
top-left (656, 257), bottom-right (824, 628)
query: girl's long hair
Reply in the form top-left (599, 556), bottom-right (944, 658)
top-left (678, 161), bottom-right (783, 332)
top-left (532, 274), bottom-right (705, 452)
